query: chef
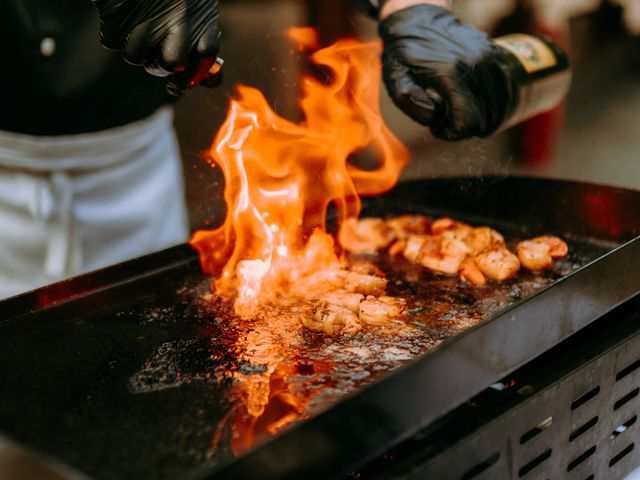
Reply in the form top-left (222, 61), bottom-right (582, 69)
top-left (0, 0), bottom-right (220, 298)
top-left (0, 0), bottom-right (517, 299)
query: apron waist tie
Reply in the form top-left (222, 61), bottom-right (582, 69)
top-left (42, 171), bottom-right (79, 278)
top-left (7, 171), bottom-right (80, 278)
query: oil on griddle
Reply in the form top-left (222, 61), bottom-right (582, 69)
top-left (128, 226), bottom-right (600, 462)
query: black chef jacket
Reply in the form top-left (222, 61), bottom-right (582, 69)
top-left (0, 0), bottom-right (173, 136)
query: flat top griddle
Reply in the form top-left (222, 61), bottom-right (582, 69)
top-left (1, 177), bottom-right (639, 480)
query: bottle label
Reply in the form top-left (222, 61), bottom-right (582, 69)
top-left (494, 34), bottom-right (558, 73)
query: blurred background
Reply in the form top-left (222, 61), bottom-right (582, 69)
top-left (176, 0), bottom-right (640, 231)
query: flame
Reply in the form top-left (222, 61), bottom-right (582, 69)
top-left (286, 26), bottom-right (320, 51)
top-left (210, 306), bottom-right (334, 456)
top-left (190, 31), bottom-right (410, 317)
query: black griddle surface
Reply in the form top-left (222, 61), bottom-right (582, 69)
top-left (1, 177), bottom-right (639, 480)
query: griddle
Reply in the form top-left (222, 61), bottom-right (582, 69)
top-left (1, 177), bottom-right (639, 480)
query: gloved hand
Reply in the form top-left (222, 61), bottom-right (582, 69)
top-left (379, 4), bottom-right (513, 140)
top-left (91, 0), bottom-right (221, 95)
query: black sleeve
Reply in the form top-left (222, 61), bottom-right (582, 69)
top-left (351, 0), bottom-right (382, 18)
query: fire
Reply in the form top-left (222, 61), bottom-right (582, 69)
top-left (206, 292), bottom-right (336, 456)
top-left (286, 26), bottom-right (320, 51)
top-left (190, 30), bottom-right (410, 317)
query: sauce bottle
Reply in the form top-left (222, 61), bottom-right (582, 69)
top-left (492, 34), bottom-right (572, 131)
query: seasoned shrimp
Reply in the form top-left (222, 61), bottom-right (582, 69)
top-left (319, 291), bottom-right (364, 314)
top-left (474, 248), bottom-right (520, 281)
top-left (459, 257), bottom-right (486, 286)
top-left (305, 304), bottom-right (361, 335)
top-left (412, 233), bottom-right (465, 275)
top-left (531, 236), bottom-right (568, 259)
top-left (359, 296), bottom-right (407, 324)
top-left (347, 259), bottom-right (385, 277)
top-left (440, 233), bottom-right (471, 258)
top-left (431, 217), bottom-right (456, 234)
top-left (339, 271), bottom-right (387, 296)
top-left (403, 235), bottom-right (429, 262)
top-left (517, 235), bottom-right (568, 271)
top-left (420, 254), bottom-right (465, 275)
top-left (466, 226), bottom-right (505, 254)
top-left (388, 239), bottom-right (407, 256)
top-left (432, 217), bottom-right (472, 235)
top-left (338, 217), bottom-right (394, 254)
top-left (290, 268), bottom-right (344, 298)
top-left (386, 215), bottom-right (431, 239)
top-left (517, 240), bottom-right (553, 271)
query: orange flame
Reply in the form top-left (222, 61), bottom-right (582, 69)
top-left (286, 26), bottom-right (320, 51)
top-left (190, 31), bottom-right (410, 317)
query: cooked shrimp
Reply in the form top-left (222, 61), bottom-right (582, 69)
top-left (459, 257), bottom-right (486, 286)
top-left (338, 217), bottom-right (394, 254)
top-left (339, 271), bottom-right (387, 296)
top-left (517, 240), bottom-right (553, 271)
top-left (319, 291), bottom-right (364, 314)
top-left (305, 304), bottom-right (361, 335)
top-left (440, 234), bottom-right (471, 258)
top-left (441, 226), bottom-right (471, 242)
top-left (347, 260), bottom-right (385, 277)
top-left (420, 254), bottom-right (464, 275)
top-left (290, 268), bottom-right (345, 298)
top-left (407, 233), bottom-right (465, 275)
top-left (403, 235), bottom-right (429, 262)
top-left (359, 296), bottom-right (407, 325)
top-left (388, 239), bottom-right (407, 256)
top-left (431, 217), bottom-right (456, 234)
top-left (386, 214), bottom-right (431, 239)
top-left (474, 248), bottom-right (520, 281)
top-left (418, 235), bottom-right (441, 257)
top-left (432, 217), bottom-right (472, 235)
top-left (531, 236), bottom-right (568, 259)
top-left (466, 226), bottom-right (505, 254)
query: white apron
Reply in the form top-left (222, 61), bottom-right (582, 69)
top-left (0, 107), bottom-right (189, 299)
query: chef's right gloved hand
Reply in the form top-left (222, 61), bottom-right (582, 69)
top-left (379, 3), bottom-right (513, 140)
top-left (91, 0), bottom-right (221, 95)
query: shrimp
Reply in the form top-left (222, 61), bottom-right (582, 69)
top-left (339, 271), bottom-right (387, 296)
top-left (420, 254), bottom-right (465, 275)
top-left (388, 239), bottom-right (407, 256)
top-left (290, 267), bottom-right (345, 298)
top-left (338, 217), bottom-right (394, 254)
top-left (403, 235), bottom-right (429, 262)
top-left (474, 248), bottom-right (520, 281)
top-left (440, 233), bottom-right (471, 258)
top-left (517, 240), bottom-right (553, 271)
top-left (386, 215), bottom-right (431, 239)
top-left (459, 257), bottom-right (486, 286)
top-left (466, 226), bottom-right (505, 254)
top-left (431, 217), bottom-right (456, 234)
top-left (531, 236), bottom-right (568, 259)
top-left (432, 217), bottom-right (472, 236)
top-left (319, 291), bottom-right (364, 314)
top-left (347, 259), bottom-right (385, 277)
top-left (517, 236), bottom-right (568, 271)
top-left (305, 304), bottom-right (362, 335)
top-left (359, 296), bottom-right (407, 325)
top-left (409, 232), bottom-right (466, 275)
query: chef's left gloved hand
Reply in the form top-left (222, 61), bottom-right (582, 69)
top-left (91, 0), bottom-right (221, 95)
top-left (379, 2), bottom-right (513, 140)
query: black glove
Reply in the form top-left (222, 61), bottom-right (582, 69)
top-left (379, 4), bottom-right (513, 140)
top-left (91, 0), bottom-right (221, 95)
